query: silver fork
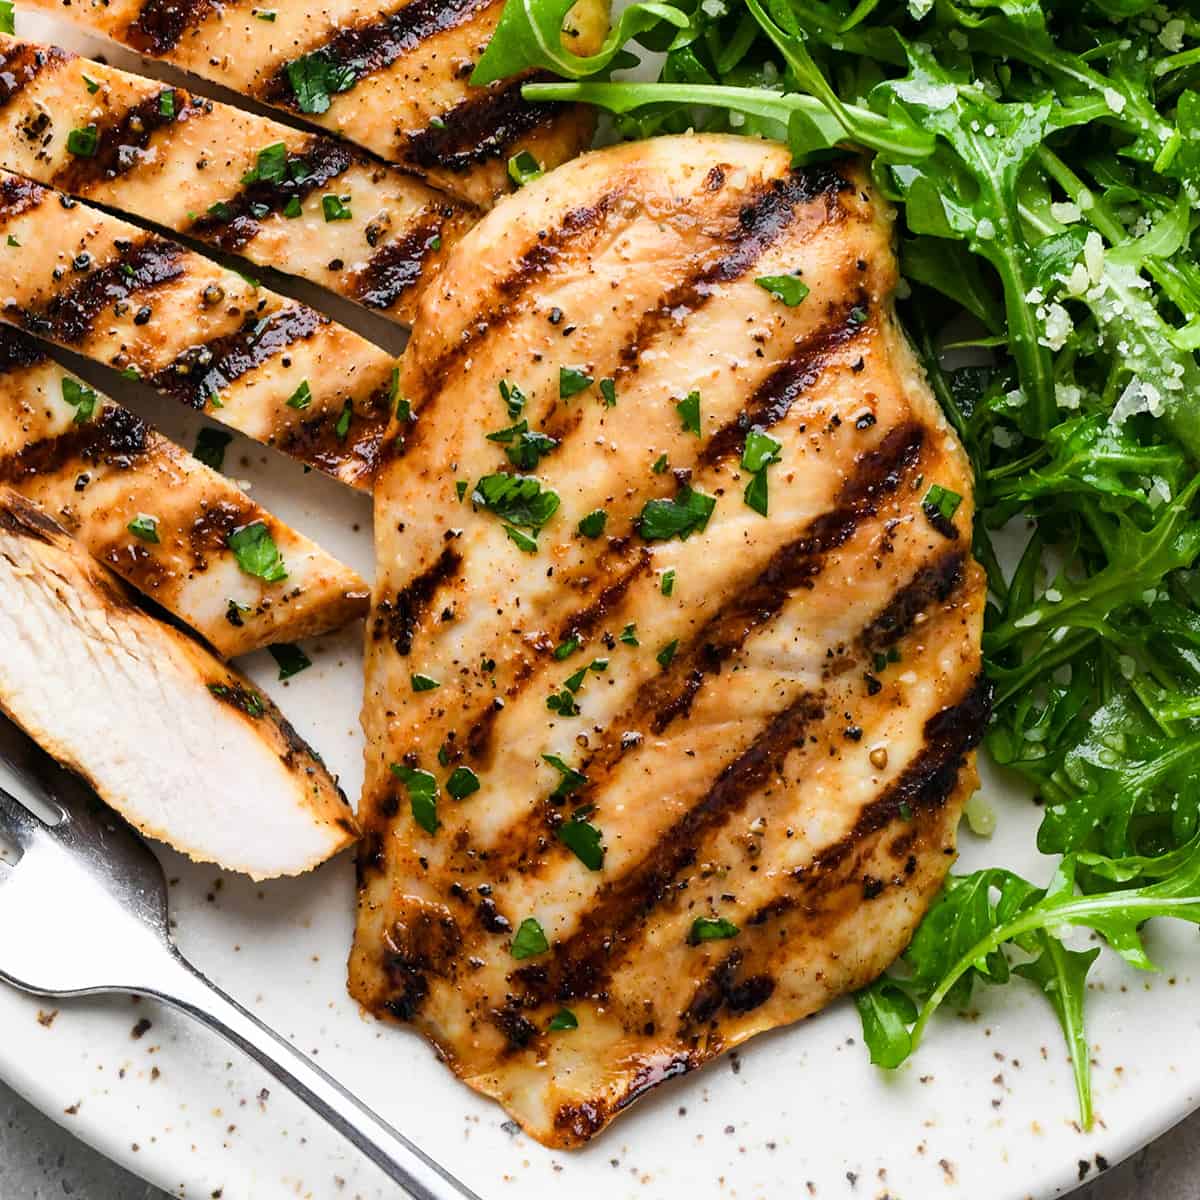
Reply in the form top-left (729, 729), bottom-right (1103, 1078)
top-left (0, 716), bottom-right (479, 1200)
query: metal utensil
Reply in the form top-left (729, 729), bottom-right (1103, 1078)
top-left (0, 716), bottom-right (479, 1200)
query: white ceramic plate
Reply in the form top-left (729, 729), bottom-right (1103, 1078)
top-left (5, 13), bottom-right (1200, 1197)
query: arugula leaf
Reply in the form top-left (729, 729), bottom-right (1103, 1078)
top-left (854, 980), bottom-right (918, 1069)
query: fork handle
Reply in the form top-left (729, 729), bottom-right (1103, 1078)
top-left (145, 948), bottom-right (481, 1200)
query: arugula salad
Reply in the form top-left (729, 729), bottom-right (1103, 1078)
top-left (473, 0), bottom-right (1200, 1126)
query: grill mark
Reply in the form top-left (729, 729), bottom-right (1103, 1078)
top-left (274, 385), bottom-right (390, 484)
top-left (699, 301), bottom-right (870, 468)
top-left (372, 545), bottom-right (463, 654)
top-left (52, 89), bottom-right (207, 195)
top-left (125, 0), bottom-right (219, 55)
top-left (187, 499), bottom-right (258, 560)
top-left (189, 137), bottom-right (357, 254)
top-left (0, 326), bottom-right (47, 373)
top-left (0, 172), bottom-right (46, 225)
top-left (263, 0), bottom-right (497, 106)
top-left (349, 215), bottom-right (447, 311)
top-left (9, 234), bottom-right (187, 346)
top-left (678, 674), bottom-right (990, 1031)
top-left (859, 550), bottom-right (966, 652)
top-left (0, 41), bottom-right (71, 112)
top-left (403, 72), bottom-right (556, 174)
top-left (148, 305), bottom-right (327, 409)
top-left (0, 403), bottom-right (150, 485)
top-left (513, 692), bottom-right (828, 1004)
top-left (0, 487), bottom-right (62, 544)
top-left (409, 190), bottom-right (624, 416)
top-left (560, 423), bottom-right (925, 795)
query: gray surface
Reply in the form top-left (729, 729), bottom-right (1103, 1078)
top-left (0, 1078), bottom-right (1196, 1199)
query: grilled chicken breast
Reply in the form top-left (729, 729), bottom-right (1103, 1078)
top-left (0, 171), bottom-right (397, 489)
top-left (350, 136), bottom-right (987, 1145)
top-left (21, 0), bottom-right (605, 206)
top-left (0, 329), bottom-right (368, 658)
top-left (0, 487), bottom-right (357, 877)
top-left (0, 35), bottom-right (478, 326)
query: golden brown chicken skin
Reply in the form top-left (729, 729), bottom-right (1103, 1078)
top-left (18, 0), bottom-right (606, 205)
top-left (350, 135), bottom-right (987, 1146)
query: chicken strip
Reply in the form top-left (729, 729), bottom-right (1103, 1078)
top-left (350, 135), bottom-right (987, 1145)
top-left (0, 486), bottom-right (357, 877)
top-left (18, 0), bottom-right (606, 206)
top-left (0, 35), bottom-right (478, 326)
top-left (0, 329), bottom-right (368, 658)
top-left (0, 170), bottom-right (397, 489)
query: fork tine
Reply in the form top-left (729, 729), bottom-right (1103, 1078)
top-left (0, 784), bottom-right (47, 847)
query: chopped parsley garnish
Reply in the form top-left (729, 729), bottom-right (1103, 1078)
top-left (322, 194), bottom-right (353, 222)
top-left (542, 753), bottom-right (587, 799)
top-left (455, 480), bottom-right (468, 502)
top-left (284, 50), bottom-right (358, 115)
top-left (656, 639), bottom-right (679, 669)
top-left (651, 452), bottom-right (668, 474)
top-left (269, 642), bottom-right (311, 680)
top-left (546, 688), bottom-right (580, 716)
top-left (334, 401), bottom-right (353, 441)
top-left (675, 390), bottom-right (701, 434)
top-left (487, 419), bottom-right (558, 469)
top-left (225, 599), bottom-right (249, 627)
top-left (390, 764), bottom-right (439, 834)
top-left (559, 366), bottom-right (593, 398)
top-left (158, 89), bottom-right (176, 118)
top-left (507, 150), bottom-right (544, 187)
top-left (227, 522), bottom-right (287, 583)
top-left (286, 380), bottom-right (312, 410)
top-left (849, 305), bottom-right (869, 325)
top-left (505, 526), bottom-right (539, 552)
top-left (446, 766), bottom-right (480, 800)
top-left (66, 125), bottom-right (98, 157)
top-left (283, 196), bottom-right (302, 218)
top-left (82, 74), bottom-right (100, 94)
top-left (577, 509), bottom-right (607, 538)
top-left (61, 377), bottom-right (98, 424)
top-left (6, 235), bottom-right (18, 247)
top-left (741, 427), bottom-right (782, 517)
top-left (661, 569), bottom-right (675, 596)
top-left (873, 647), bottom-right (902, 673)
top-left (557, 814), bottom-right (604, 870)
top-left (547, 1008), bottom-right (578, 1031)
top-left (411, 673), bottom-right (440, 692)
top-left (241, 141), bottom-right (289, 185)
top-left (510, 916), bottom-right (549, 959)
top-left (638, 486), bottom-right (716, 542)
top-left (499, 379), bottom-right (526, 418)
top-left (755, 274), bottom-right (810, 306)
top-left (253, 7), bottom-right (276, 17)
top-left (0, 0), bottom-right (10, 32)
top-left (618, 623), bottom-right (638, 646)
top-left (471, 474), bottom-right (560, 548)
top-left (923, 484), bottom-right (963, 523)
top-left (193, 428), bottom-right (232, 471)
top-left (553, 637), bottom-right (580, 660)
top-left (689, 916), bottom-right (739, 944)
top-left (126, 514), bottom-right (160, 544)
top-left (564, 667), bottom-right (588, 692)
top-left (600, 377), bottom-right (617, 407)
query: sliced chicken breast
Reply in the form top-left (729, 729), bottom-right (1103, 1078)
top-left (0, 170), bottom-right (397, 489)
top-left (0, 486), bottom-right (357, 877)
top-left (350, 136), bottom-right (986, 1145)
top-left (0, 35), bottom-right (478, 326)
top-left (0, 329), bottom-right (368, 658)
top-left (19, 0), bottom-right (605, 206)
